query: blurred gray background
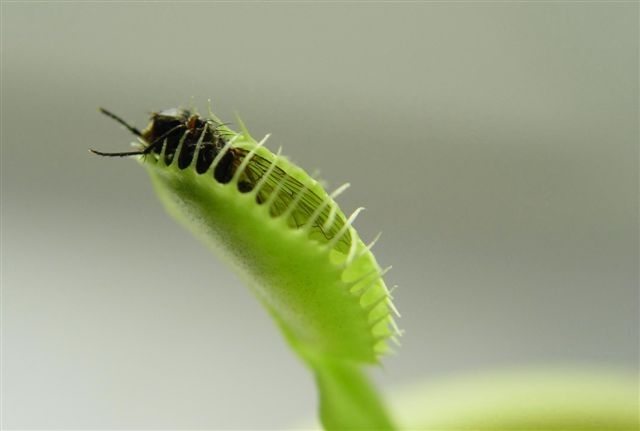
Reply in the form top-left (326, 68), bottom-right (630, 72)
top-left (2, 2), bottom-right (637, 429)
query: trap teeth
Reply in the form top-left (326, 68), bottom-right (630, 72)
top-left (99, 105), bottom-right (400, 363)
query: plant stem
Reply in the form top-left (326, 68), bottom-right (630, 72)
top-left (312, 358), bottom-right (395, 431)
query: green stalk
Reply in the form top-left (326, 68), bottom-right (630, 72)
top-left (314, 358), bottom-right (395, 430)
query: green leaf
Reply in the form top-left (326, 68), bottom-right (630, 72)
top-left (389, 367), bottom-right (639, 430)
top-left (96, 107), bottom-right (400, 429)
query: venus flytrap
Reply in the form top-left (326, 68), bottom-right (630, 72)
top-left (93, 105), bottom-right (638, 431)
top-left (93, 106), bottom-right (400, 430)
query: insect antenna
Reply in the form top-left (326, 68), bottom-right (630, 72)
top-left (99, 107), bottom-right (143, 137)
top-left (91, 107), bottom-right (147, 157)
top-left (90, 148), bottom-right (148, 157)
top-left (91, 108), bottom-right (187, 158)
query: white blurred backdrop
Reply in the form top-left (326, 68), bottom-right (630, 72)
top-left (2, 3), bottom-right (637, 429)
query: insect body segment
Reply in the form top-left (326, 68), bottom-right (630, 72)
top-left (93, 108), bottom-right (352, 252)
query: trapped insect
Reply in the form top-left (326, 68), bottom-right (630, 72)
top-left (92, 107), bottom-right (353, 251)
